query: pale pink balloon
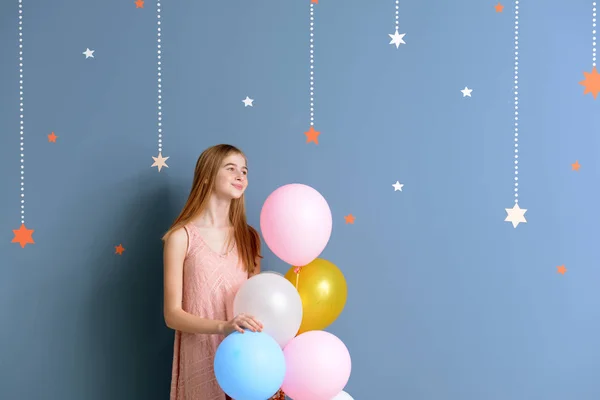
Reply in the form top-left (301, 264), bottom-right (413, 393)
top-left (260, 184), bottom-right (332, 267)
top-left (281, 331), bottom-right (351, 400)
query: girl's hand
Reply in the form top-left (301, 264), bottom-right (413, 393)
top-left (224, 313), bottom-right (263, 334)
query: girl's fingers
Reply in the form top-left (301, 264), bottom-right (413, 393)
top-left (244, 315), bottom-right (261, 328)
top-left (251, 320), bottom-right (262, 332)
top-left (252, 318), bottom-right (264, 330)
top-left (248, 318), bottom-right (262, 331)
top-left (244, 322), bottom-right (258, 332)
top-left (241, 318), bottom-right (260, 332)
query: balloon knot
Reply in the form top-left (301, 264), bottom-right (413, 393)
top-left (293, 266), bottom-right (302, 274)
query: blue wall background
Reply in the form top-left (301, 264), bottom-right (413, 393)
top-left (1, 0), bottom-right (600, 399)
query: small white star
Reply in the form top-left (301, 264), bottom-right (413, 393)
top-left (388, 30), bottom-right (406, 49)
top-left (83, 48), bottom-right (95, 59)
top-left (461, 87), bottom-right (473, 97)
top-left (151, 152), bottom-right (169, 172)
top-left (504, 202), bottom-right (527, 228)
top-left (242, 96), bottom-right (254, 107)
top-left (392, 181), bottom-right (404, 191)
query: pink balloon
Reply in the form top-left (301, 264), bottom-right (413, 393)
top-left (282, 331), bottom-right (351, 400)
top-left (260, 184), bottom-right (332, 266)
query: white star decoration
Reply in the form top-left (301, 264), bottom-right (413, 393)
top-left (151, 152), bottom-right (169, 172)
top-left (461, 87), bottom-right (473, 97)
top-left (389, 30), bottom-right (406, 48)
top-left (242, 96), bottom-right (254, 107)
top-left (83, 48), bottom-right (95, 59)
top-left (505, 202), bottom-right (527, 228)
top-left (392, 181), bottom-right (404, 191)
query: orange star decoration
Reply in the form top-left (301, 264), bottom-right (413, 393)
top-left (557, 265), bottom-right (567, 275)
top-left (12, 223), bottom-right (35, 248)
top-left (135, 0), bottom-right (144, 8)
top-left (48, 131), bottom-right (57, 142)
top-left (579, 66), bottom-right (600, 99)
top-left (494, 2), bottom-right (504, 12)
top-left (304, 126), bottom-right (320, 144)
top-left (344, 214), bottom-right (355, 224)
top-left (311, 0), bottom-right (318, 3)
top-left (115, 244), bottom-right (126, 255)
top-left (571, 160), bottom-right (581, 171)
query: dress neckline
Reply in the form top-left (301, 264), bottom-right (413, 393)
top-left (187, 223), bottom-right (235, 259)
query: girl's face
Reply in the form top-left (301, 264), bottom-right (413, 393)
top-left (213, 152), bottom-right (248, 200)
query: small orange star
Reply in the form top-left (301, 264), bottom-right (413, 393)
top-left (115, 244), bottom-right (126, 255)
top-left (494, 2), bottom-right (504, 12)
top-left (12, 223), bottom-right (35, 248)
top-left (304, 126), bottom-right (320, 144)
top-left (48, 132), bottom-right (57, 142)
top-left (135, 0), bottom-right (144, 8)
top-left (344, 214), bottom-right (355, 224)
top-left (571, 160), bottom-right (581, 171)
top-left (557, 265), bottom-right (567, 275)
top-left (579, 66), bottom-right (600, 99)
top-left (311, 0), bottom-right (318, 3)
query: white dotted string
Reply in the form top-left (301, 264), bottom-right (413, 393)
top-left (157, 1), bottom-right (162, 153)
top-left (593, 2), bottom-right (597, 67)
top-left (309, 3), bottom-right (315, 126)
top-left (395, 0), bottom-right (399, 31)
top-left (513, 0), bottom-right (519, 204)
top-left (18, 0), bottom-right (25, 224)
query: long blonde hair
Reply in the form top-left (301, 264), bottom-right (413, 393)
top-left (162, 144), bottom-right (262, 274)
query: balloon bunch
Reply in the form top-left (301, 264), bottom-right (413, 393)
top-left (214, 184), bottom-right (354, 400)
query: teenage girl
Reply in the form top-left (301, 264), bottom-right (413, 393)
top-left (162, 144), bottom-right (285, 400)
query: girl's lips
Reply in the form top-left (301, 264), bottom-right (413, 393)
top-left (232, 183), bottom-right (243, 190)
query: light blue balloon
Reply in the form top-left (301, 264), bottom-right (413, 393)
top-left (214, 330), bottom-right (286, 400)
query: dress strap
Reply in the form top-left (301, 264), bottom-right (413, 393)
top-left (182, 223), bottom-right (199, 256)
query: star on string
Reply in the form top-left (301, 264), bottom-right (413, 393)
top-left (135, 0), bottom-right (144, 8)
top-left (461, 87), bottom-right (473, 97)
top-left (115, 244), bottom-right (126, 255)
top-left (242, 96), bottom-right (254, 107)
top-left (579, 66), bottom-right (600, 98)
top-left (557, 265), bottom-right (567, 275)
top-left (392, 181), bottom-right (404, 191)
top-left (494, 2), bottom-right (504, 12)
top-left (389, 30), bottom-right (406, 48)
top-left (571, 160), bottom-right (581, 171)
top-left (344, 214), bottom-right (355, 224)
top-left (304, 126), bottom-right (320, 144)
top-left (504, 203), bottom-right (527, 228)
top-left (151, 152), bottom-right (169, 172)
top-left (83, 48), bottom-right (95, 59)
top-left (12, 224), bottom-right (35, 248)
top-left (48, 132), bottom-right (57, 142)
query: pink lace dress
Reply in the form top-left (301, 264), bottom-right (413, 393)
top-left (169, 223), bottom-right (248, 400)
top-left (169, 223), bottom-right (287, 400)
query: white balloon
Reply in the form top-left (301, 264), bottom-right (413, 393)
top-left (331, 391), bottom-right (354, 400)
top-left (261, 270), bottom-right (284, 277)
top-left (233, 272), bottom-right (303, 348)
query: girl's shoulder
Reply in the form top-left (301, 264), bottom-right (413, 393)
top-left (163, 226), bottom-right (190, 261)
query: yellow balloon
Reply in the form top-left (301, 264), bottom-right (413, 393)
top-left (284, 258), bottom-right (347, 334)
